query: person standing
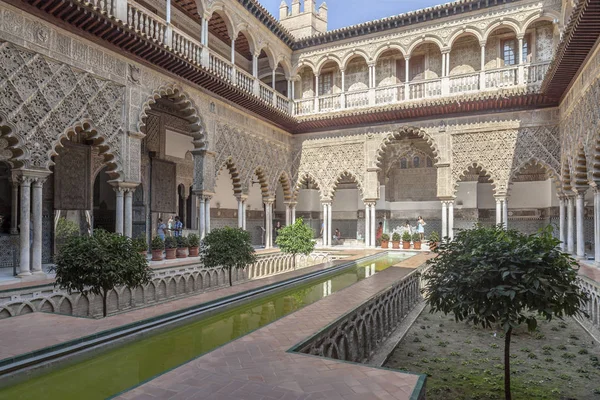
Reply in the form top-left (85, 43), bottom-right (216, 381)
top-left (417, 216), bottom-right (426, 242)
top-left (173, 216), bottom-right (183, 237)
top-left (403, 220), bottom-right (412, 235)
top-left (157, 218), bottom-right (166, 240)
top-left (376, 222), bottom-right (383, 244)
top-left (167, 216), bottom-right (174, 237)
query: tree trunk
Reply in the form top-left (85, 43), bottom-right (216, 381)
top-left (229, 268), bottom-right (233, 287)
top-left (504, 327), bottom-right (512, 400)
top-left (102, 289), bottom-right (108, 318)
top-left (293, 253), bottom-right (296, 270)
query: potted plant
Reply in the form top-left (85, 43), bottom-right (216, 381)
top-left (428, 231), bottom-right (440, 251)
top-left (151, 236), bottom-right (164, 261)
top-left (188, 233), bottom-right (200, 257)
top-left (380, 233), bottom-right (390, 249)
top-left (402, 231), bottom-right (411, 249)
top-left (176, 236), bottom-right (189, 258)
top-left (412, 232), bottom-right (422, 250)
top-left (132, 236), bottom-right (147, 257)
top-left (392, 232), bottom-right (401, 249)
top-left (165, 236), bottom-right (177, 260)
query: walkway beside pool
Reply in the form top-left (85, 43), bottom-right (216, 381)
top-left (118, 253), bottom-right (433, 400)
top-left (0, 250), bottom-right (374, 361)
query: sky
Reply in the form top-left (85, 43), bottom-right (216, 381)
top-left (260, 0), bottom-right (448, 31)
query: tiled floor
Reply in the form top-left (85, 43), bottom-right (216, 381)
top-left (117, 253), bottom-right (433, 400)
top-left (0, 250), bottom-right (375, 361)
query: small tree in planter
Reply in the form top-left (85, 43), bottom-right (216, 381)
top-left (412, 232), bottom-right (422, 250)
top-left (380, 233), bottom-right (390, 249)
top-left (132, 235), bottom-right (147, 257)
top-left (151, 236), bottom-right (165, 261)
top-left (401, 231), bottom-right (411, 249)
top-left (392, 232), bottom-right (401, 249)
top-left (164, 236), bottom-right (177, 259)
top-left (423, 225), bottom-right (588, 400)
top-left (176, 235), bottom-right (189, 258)
top-left (428, 231), bottom-right (440, 251)
top-left (188, 234), bottom-right (200, 257)
top-left (55, 217), bottom-right (79, 253)
top-left (201, 227), bottom-right (256, 286)
top-left (51, 229), bottom-right (152, 317)
top-left (276, 218), bottom-right (315, 269)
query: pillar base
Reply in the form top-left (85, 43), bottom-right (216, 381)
top-left (32, 270), bottom-right (46, 275)
top-left (17, 271), bottom-right (31, 277)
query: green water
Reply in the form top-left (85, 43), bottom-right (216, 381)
top-left (0, 253), bottom-right (411, 400)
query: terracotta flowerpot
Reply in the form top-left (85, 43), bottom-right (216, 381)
top-left (165, 248), bottom-right (176, 260)
top-left (429, 242), bottom-right (438, 251)
top-left (176, 247), bottom-right (188, 258)
top-left (392, 241), bottom-right (400, 249)
top-left (402, 241), bottom-right (411, 249)
top-left (414, 241), bottom-right (422, 250)
top-left (189, 246), bottom-right (199, 257)
top-left (151, 249), bottom-right (164, 261)
top-left (381, 240), bottom-right (389, 249)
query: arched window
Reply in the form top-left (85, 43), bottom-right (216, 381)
top-left (427, 157), bottom-right (433, 167)
top-left (413, 156), bottom-right (420, 168)
top-left (400, 158), bottom-right (407, 169)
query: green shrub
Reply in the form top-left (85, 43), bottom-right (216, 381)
top-left (392, 232), bottom-right (401, 242)
top-left (188, 233), bottom-right (200, 248)
top-left (165, 236), bottom-right (177, 249)
top-left (55, 217), bottom-right (79, 253)
top-left (275, 218), bottom-right (315, 268)
top-left (428, 231), bottom-right (440, 244)
top-left (402, 231), bottom-right (412, 242)
top-left (201, 227), bottom-right (257, 286)
top-left (176, 235), bottom-right (189, 248)
top-left (412, 232), bottom-right (421, 242)
top-left (381, 233), bottom-right (390, 241)
top-left (151, 236), bottom-right (164, 251)
top-left (132, 236), bottom-right (147, 252)
top-left (51, 229), bottom-right (151, 317)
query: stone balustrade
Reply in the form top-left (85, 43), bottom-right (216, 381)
top-left (294, 268), bottom-right (422, 363)
top-left (0, 252), bottom-right (339, 319)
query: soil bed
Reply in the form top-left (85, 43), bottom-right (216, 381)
top-left (385, 306), bottom-right (600, 400)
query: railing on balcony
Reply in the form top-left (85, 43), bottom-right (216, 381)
top-left (525, 62), bottom-right (550, 85)
top-left (295, 98), bottom-right (314, 115)
top-left (485, 66), bottom-right (518, 89)
top-left (276, 92), bottom-right (290, 113)
top-left (172, 31), bottom-right (202, 65)
top-left (88, 0), bottom-right (116, 14)
top-left (127, 3), bottom-right (167, 44)
top-left (410, 78), bottom-right (442, 100)
top-left (449, 72), bottom-right (480, 94)
top-left (236, 69), bottom-right (254, 94)
top-left (318, 93), bottom-right (341, 112)
top-left (259, 81), bottom-right (273, 103)
top-left (375, 84), bottom-right (404, 105)
top-left (209, 52), bottom-right (232, 81)
top-left (345, 89), bottom-right (370, 109)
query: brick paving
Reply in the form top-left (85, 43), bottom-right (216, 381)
top-left (117, 253), bottom-right (433, 400)
top-left (0, 250), bottom-right (375, 361)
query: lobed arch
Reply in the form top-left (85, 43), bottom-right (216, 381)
top-left (276, 171), bottom-right (294, 202)
top-left (138, 84), bottom-right (206, 150)
top-left (375, 127), bottom-right (440, 169)
top-left (341, 50), bottom-right (371, 70)
top-left (372, 44), bottom-right (407, 63)
top-left (572, 147), bottom-right (589, 189)
top-left (216, 158), bottom-right (243, 196)
top-left (452, 162), bottom-right (498, 196)
top-left (252, 167), bottom-right (271, 199)
top-left (51, 119), bottom-right (122, 180)
top-left (561, 157), bottom-right (573, 193)
top-left (330, 170), bottom-right (365, 200)
top-left (509, 158), bottom-right (562, 191)
top-left (0, 111), bottom-right (24, 169)
top-left (316, 55), bottom-right (343, 74)
top-left (293, 172), bottom-right (322, 201)
top-left (446, 28), bottom-right (484, 48)
top-left (483, 19), bottom-right (522, 42)
top-left (406, 36), bottom-right (444, 57)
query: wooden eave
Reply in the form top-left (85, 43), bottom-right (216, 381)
top-left (541, 0), bottom-right (600, 99)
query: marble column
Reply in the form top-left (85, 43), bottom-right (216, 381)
top-left (559, 196), bottom-right (566, 251)
top-left (18, 176), bottom-right (32, 276)
top-left (242, 198), bottom-right (247, 230)
top-left (264, 200), bottom-right (273, 249)
top-left (595, 188), bottom-right (600, 265)
top-left (369, 202), bottom-right (376, 247)
top-left (190, 194), bottom-right (198, 230)
top-left (31, 177), bottom-right (45, 274)
top-left (441, 201), bottom-right (447, 240)
top-left (10, 180), bottom-right (18, 234)
top-left (448, 200), bottom-right (454, 241)
top-left (124, 189), bottom-right (133, 238)
top-left (328, 203), bottom-right (333, 246)
top-left (495, 198), bottom-right (502, 226)
top-left (364, 203), bottom-right (370, 248)
top-left (576, 191), bottom-right (585, 258)
top-left (237, 197), bottom-right (244, 228)
top-left (285, 203), bottom-right (291, 226)
top-left (205, 196), bottom-right (211, 234)
top-left (323, 202), bottom-right (329, 247)
top-left (567, 196), bottom-right (575, 254)
top-left (114, 187), bottom-right (124, 235)
top-left (199, 196), bottom-right (206, 239)
top-left (502, 198), bottom-right (509, 230)
top-left (291, 204), bottom-right (296, 224)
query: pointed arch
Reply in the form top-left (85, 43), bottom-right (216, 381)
top-left (452, 162), bottom-right (497, 195)
top-left (294, 172), bottom-right (322, 201)
top-left (510, 158), bottom-right (562, 194)
top-left (375, 127), bottom-right (440, 168)
top-left (138, 84), bottom-right (206, 150)
top-left (331, 170), bottom-right (365, 200)
top-left (236, 25), bottom-right (259, 56)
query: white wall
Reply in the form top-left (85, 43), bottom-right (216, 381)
top-left (296, 189), bottom-right (321, 212)
top-left (508, 181), bottom-right (553, 208)
top-left (247, 176), bottom-right (264, 211)
top-left (165, 130), bottom-right (193, 158)
top-left (477, 183), bottom-right (496, 209)
top-left (455, 181), bottom-right (477, 208)
top-left (332, 188), bottom-right (359, 211)
top-left (213, 169), bottom-right (237, 209)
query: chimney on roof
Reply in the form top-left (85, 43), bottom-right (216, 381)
top-left (279, 0), bottom-right (328, 38)
top-left (279, 1), bottom-right (289, 19)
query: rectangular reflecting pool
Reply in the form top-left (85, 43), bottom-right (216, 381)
top-left (0, 252), bottom-right (413, 400)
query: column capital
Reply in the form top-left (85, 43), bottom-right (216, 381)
top-left (479, 40), bottom-right (487, 47)
top-left (441, 47), bottom-right (451, 54)
top-left (320, 199), bottom-right (332, 205)
top-left (264, 198), bottom-right (275, 205)
top-left (284, 201), bottom-right (297, 207)
top-left (236, 194), bottom-right (249, 202)
top-left (364, 200), bottom-right (376, 207)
